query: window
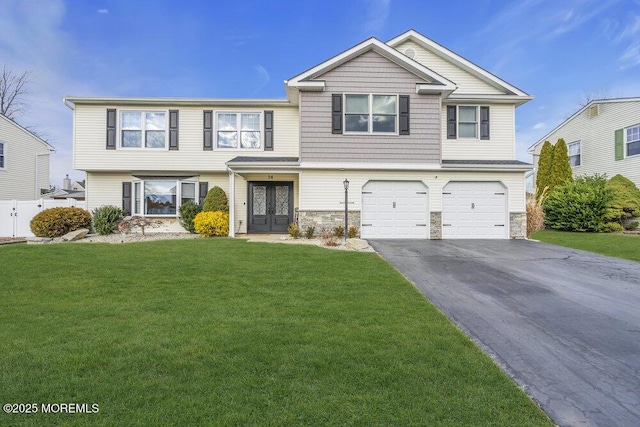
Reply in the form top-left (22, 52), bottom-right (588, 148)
top-left (626, 125), bottom-right (640, 157)
top-left (121, 111), bottom-right (167, 149)
top-left (447, 105), bottom-right (490, 140)
top-left (0, 142), bottom-right (4, 169)
top-left (132, 178), bottom-right (198, 216)
top-left (568, 141), bottom-right (581, 166)
top-left (344, 94), bottom-right (397, 134)
top-left (217, 113), bottom-right (261, 149)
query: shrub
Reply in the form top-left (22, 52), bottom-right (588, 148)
top-left (179, 201), bottom-right (202, 233)
top-left (333, 225), bottom-right (345, 237)
top-left (543, 175), bottom-right (612, 232)
top-left (348, 225), bottom-right (359, 239)
top-left (202, 186), bottom-right (229, 213)
top-left (628, 221), bottom-right (639, 230)
top-left (194, 211), bottom-right (229, 237)
top-left (605, 174), bottom-right (640, 226)
top-left (536, 141), bottom-right (553, 199)
top-left (30, 207), bottom-right (92, 238)
top-left (548, 138), bottom-right (573, 191)
top-left (288, 223), bottom-right (302, 239)
top-left (92, 205), bottom-right (125, 235)
top-left (320, 227), bottom-right (339, 246)
top-left (304, 225), bottom-right (315, 239)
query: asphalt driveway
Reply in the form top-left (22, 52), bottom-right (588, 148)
top-left (370, 239), bottom-right (640, 427)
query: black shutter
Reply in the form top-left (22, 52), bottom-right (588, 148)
top-left (169, 109), bottom-right (179, 150)
top-left (203, 110), bottom-right (213, 150)
top-left (199, 182), bottom-right (209, 205)
top-left (447, 106), bottom-right (457, 139)
top-left (122, 182), bottom-right (132, 216)
top-left (332, 94), bottom-right (343, 134)
top-left (399, 95), bottom-right (410, 135)
top-left (480, 106), bottom-right (490, 140)
top-left (264, 110), bottom-right (273, 151)
top-left (106, 109), bottom-right (116, 149)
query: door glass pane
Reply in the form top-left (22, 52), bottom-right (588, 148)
top-left (253, 185), bottom-right (267, 215)
top-left (275, 185), bottom-right (289, 216)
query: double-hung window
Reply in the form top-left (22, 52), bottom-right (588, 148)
top-left (568, 141), bottom-right (581, 166)
top-left (345, 94), bottom-right (397, 134)
top-left (458, 106), bottom-right (478, 138)
top-left (132, 178), bottom-right (198, 216)
top-left (217, 113), bottom-right (261, 149)
top-left (121, 111), bottom-right (167, 149)
top-left (0, 141), bottom-right (5, 169)
top-left (626, 125), bottom-right (640, 157)
top-left (447, 105), bottom-right (490, 140)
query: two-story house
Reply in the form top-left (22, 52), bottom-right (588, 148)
top-left (528, 97), bottom-right (640, 189)
top-left (64, 29), bottom-right (532, 239)
top-left (0, 114), bottom-right (55, 200)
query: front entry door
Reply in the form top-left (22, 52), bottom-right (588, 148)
top-left (248, 182), bottom-right (293, 233)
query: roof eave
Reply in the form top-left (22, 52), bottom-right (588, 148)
top-left (63, 97), bottom-right (293, 107)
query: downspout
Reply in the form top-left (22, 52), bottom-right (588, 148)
top-left (228, 168), bottom-right (235, 237)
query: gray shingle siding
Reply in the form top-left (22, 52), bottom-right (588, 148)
top-left (300, 51), bottom-right (441, 164)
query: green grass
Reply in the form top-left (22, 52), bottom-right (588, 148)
top-left (532, 230), bottom-right (640, 262)
top-left (1, 239), bottom-right (551, 426)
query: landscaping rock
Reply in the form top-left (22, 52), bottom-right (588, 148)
top-left (62, 228), bottom-right (90, 241)
top-left (27, 237), bottom-right (53, 244)
top-left (346, 238), bottom-right (370, 251)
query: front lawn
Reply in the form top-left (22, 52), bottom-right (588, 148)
top-left (1, 239), bottom-right (550, 425)
top-left (531, 230), bottom-right (640, 262)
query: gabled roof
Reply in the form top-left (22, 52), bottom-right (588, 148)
top-left (286, 36), bottom-right (458, 100)
top-left (527, 97), bottom-right (640, 153)
top-left (387, 29), bottom-right (532, 100)
top-left (0, 114), bottom-right (55, 151)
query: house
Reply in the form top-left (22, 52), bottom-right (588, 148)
top-left (0, 114), bottom-right (55, 200)
top-left (528, 97), bottom-right (640, 188)
top-left (64, 29), bottom-right (533, 239)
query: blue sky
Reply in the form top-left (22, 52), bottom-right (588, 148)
top-left (2, 0), bottom-right (640, 187)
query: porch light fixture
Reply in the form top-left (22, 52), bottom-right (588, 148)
top-left (343, 179), bottom-right (349, 241)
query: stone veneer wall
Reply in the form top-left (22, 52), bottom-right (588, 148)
top-left (510, 212), bottom-right (527, 239)
top-left (298, 210), bottom-right (361, 234)
top-left (430, 212), bottom-right (442, 239)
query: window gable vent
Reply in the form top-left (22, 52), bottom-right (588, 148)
top-left (588, 104), bottom-right (599, 118)
top-left (404, 48), bottom-right (416, 59)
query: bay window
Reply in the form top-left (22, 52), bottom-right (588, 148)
top-left (131, 178), bottom-right (198, 216)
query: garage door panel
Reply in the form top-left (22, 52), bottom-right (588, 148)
top-left (442, 182), bottom-right (507, 239)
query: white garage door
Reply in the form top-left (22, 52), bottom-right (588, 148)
top-left (361, 181), bottom-right (428, 239)
top-left (442, 182), bottom-right (507, 239)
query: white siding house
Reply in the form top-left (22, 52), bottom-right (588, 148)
top-left (0, 114), bottom-right (55, 200)
top-left (529, 98), bottom-right (640, 188)
top-left (66, 29), bottom-right (533, 239)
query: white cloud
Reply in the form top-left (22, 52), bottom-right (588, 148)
top-left (362, 0), bottom-right (390, 34)
top-left (97, 9), bottom-right (109, 14)
top-left (533, 122), bottom-right (546, 130)
top-left (251, 65), bottom-right (270, 95)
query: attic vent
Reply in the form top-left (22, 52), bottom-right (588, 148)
top-left (588, 104), bottom-right (599, 118)
top-left (404, 48), bottom-right (416, 59)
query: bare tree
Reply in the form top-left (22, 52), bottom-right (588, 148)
top-left (0, 65), bottom-right (31, 120)
top-left (574, 88), bottom-right (612, 109)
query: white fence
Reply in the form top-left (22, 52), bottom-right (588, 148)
top-left (0, 199), bottom-right (88, 238)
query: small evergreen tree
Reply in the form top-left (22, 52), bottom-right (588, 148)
top-left (606, 174), bottom-right (640, 225)
top-left (202, 186), bottom-right (229, 213)
top-left (548, 138), bottom-right (573, 192)
top-left (536, 141), bottom-right (554, 199)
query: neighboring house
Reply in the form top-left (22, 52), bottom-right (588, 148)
top-left (64, 29), bottom-right (533, 239)
top-left (528, 97), bottom-right (640, 188)
top-left (0, 114), bottom-right (55, 200)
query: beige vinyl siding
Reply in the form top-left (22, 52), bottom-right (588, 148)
top-left (0, 117), bottom-right (51, 200)
top-left (74, 105), bottom-right (299, 171)
top-left (532, 101), bottom-right (640, 188)
top-left (299, 169), bottom-right (525, 212)
top-left (441, 104), bottom-right (515, 160)
top-left (394, 40), bottom-right (505, 95)
top-left (300, 50), bottom-right (441, 164)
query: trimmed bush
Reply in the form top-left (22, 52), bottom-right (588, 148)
top-left (92, 205), bottom-right (125, 235)
top-left (193, 211), bottom-right (229, 237)
top-left (288, 223), bottom-right (302, 239)
top-left (605, 174), bottom-right (640, 226)
top-left (179, 201), bottom-right (202, 233)
top-left (333, 225), bottom-right (345, 237)
top-left (202, 186), bottom-right (229, 213)
top-left (30, 207), bottom-right (92, 238)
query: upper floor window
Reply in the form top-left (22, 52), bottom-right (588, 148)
top-left (447, 105), bottom-right (490, 140)
top-left (626, 125), bottom-right (640, 157)
top-left (121, 111), bottom-right (167, 149)
top-left (344, 94), bottom-right (397, 134)
top-left (0, 142), bottom-right (5, 169)
top-left (568, 141), bottom-right (581, 166)
top-left (216, 113), bottom-right (261, 149)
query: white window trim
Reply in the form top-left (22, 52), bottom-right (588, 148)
top-left (343, 93), bottom-right (399, 135)
top-left (132, 177), bottom-right (199, 217)
top-left (568, 141), bottom-right (581, 167)
top-left (625, 124), bottom-right (640, 158)
top-left (118, 110), bottom-right (169, 150)
top-left (214, 112), bottom-right (264, 151)
top-left (457, 105), bottom-right (479, 140)
top-left (0, 141), bottom-right (5, 170)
